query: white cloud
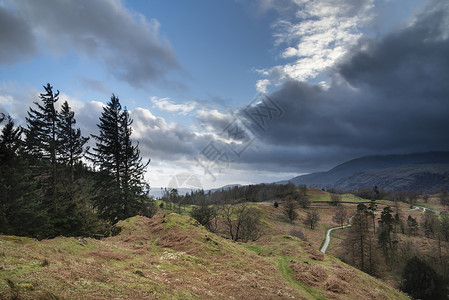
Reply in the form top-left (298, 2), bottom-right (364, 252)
top-left (259, 0), bottom-right (374, 85)
top-left (0, 94), bottom-right (14, 106)
top-left (195, 108), bottom-right (233, 134)
top-left (196, 108), bottom-right (230, 121)
top-left (0, 82), bottom-right (39, 122)
top-left (256, 79), bottom-right (270, 93)
top-left (151, 96), bottom-right (196, 115)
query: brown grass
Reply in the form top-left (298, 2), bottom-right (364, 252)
top-left (290, 261), bottom-right (328, 286)
top-left (325, 278), bottom-right (349, 293)
top-left (304, 243), bottom-right (325, 261)
top-left (86, 250), bottom-right (131, 261)
top-left (155, 229), bottom-right (193, 253)
top-left (0, 197), bottom-right (410, 300)
top-left (333, 266), bottom-right (354, 282)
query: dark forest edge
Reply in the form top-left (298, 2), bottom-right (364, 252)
top-left (0, 83), bottom-right (157, 239)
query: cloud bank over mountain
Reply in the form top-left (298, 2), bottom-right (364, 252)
top-left (1, 0), bottom-right (448, 188)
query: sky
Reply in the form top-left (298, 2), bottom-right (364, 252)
top-left (1, 0), bottom-right (449, 191)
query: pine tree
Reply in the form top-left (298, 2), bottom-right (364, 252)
top-left (441, 213), bottom-right (449, 242)
top-left (345, 203), bottom-right (370, 272)
top-left (53, 101), bottom-right (104, 236)
top-left (378, 206), bottom-right (396, 262)
top-left (25, 83), bottom-right (59, 212)
top-left (52, 171), bottom-right (106, 237)
top-left (90, 94), bottom-right (123, 222)
top-left (0, 116), bottom-right (50, 237)
top-left (368, 199), bottom-right (377, 233)
top-left (25, 83), bottom-right (59, 162)
top-left (119, 108), bottom-right (150, 217)
top-left (90, 95), bottom-right (150, 222)
top-left (0, 115), bottom-right (22, 154)
top-left (57, 101), bottom-right (89, 182)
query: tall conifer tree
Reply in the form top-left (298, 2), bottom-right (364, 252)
top-left (25, 83), bottom-right (59, 162)
top-left (57, 101), bottom-right (89, 182)
top-left (25, 83), bottom-right (59, 212)
top-left (90, 95), bottom-right (150, 222)
top-left (120, 108), bottom-right (150, 216)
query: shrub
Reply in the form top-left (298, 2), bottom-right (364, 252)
top-left (190, 203), bottom-right (218, 232)
top-left (289, 229), bottom-right (307, 241)
top-left (401, 256), bottom-right (446, 300)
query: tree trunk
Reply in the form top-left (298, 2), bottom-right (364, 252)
top-left (52, 113), bottom-right (57, 213)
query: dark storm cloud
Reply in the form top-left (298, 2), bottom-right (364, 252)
top-left (80, 78), bottom-right (110, 95)
top-left (3, 0), bottom-right (180, 87)
top-left (339, 1), bottom-right (449, 95)
top-left (0, 5), bottom-right (37, 64)
top-left (229, 0), bottom-right (449, 172)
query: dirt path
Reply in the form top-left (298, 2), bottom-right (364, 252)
top-left (320, 205), bottom-right (441, 254)
top-left (320, 216), bottom-right (353, 254)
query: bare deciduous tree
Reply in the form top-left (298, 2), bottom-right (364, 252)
top-left (297, 195), bottom-right (310, 208)
top-left (330, 193), bottom-right (341, 206)
top-left (298, 184), bottom-right (307, 196)
top-left (333, 205), bottom-right (347, 228)
top-left (304, 210), bottom-right (320, 230)
top-left (440, 189), bottom-right (448, 206)
top-left (421, 210), bottom-right (440, 238)
top-left (223, 204), bottom-right (262, 242)
top-left (406, 215), bottom-right (418, 236)
top-left (283, 195), bottom-right (298, 221)
top-left (422, 192), bottom-right (429, 203)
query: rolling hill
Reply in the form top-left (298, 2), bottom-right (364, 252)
top-left (285, 151), bottom-right (449, 191)
top-left (0, 212), bottom-right (407, 299)
top-left (334, 164), bottom-right (449, 191)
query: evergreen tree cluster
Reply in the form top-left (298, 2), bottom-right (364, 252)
top-left (0, 84), bottom-right (155, 238)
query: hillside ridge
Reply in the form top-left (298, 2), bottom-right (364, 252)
top-left (0, 212), bottom-right (407, 299)
top-left (285, 151), bottom-right (449, 191)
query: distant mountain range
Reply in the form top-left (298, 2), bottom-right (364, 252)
top-left (148, 184), bottom-right (242, 199)
top-left (208, 184), bottom-right (242, 193)
top-left (282, 151), bottom-right (449, 192)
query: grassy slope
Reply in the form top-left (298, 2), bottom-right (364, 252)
top-left (292, 188), bottom-right (447, 250)
top-left (1, 203), bottom-right (408, 300)
top-left (326, 193), bottom-right (449, 272)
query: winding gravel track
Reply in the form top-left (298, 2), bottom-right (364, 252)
top-left (320, 216), bottom-right (353, 254)
top-left (320, 205), bottom-right (441, 254)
